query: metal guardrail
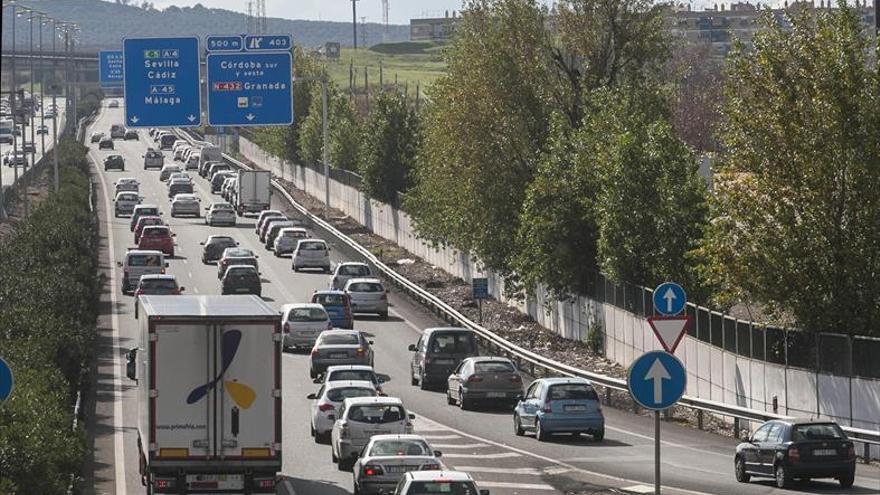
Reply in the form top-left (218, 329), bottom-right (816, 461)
top-left (172, 129), bottom-right (879, 459)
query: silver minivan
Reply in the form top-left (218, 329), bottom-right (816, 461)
top-left (118, 249), bottom-right (167, 294)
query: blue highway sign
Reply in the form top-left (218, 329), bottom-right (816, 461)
top-left (628, 351), bottom-right (686, 410)
top-left (653, 281), bottom-right (687, 316)
top-left (123, 36), bottom-right (201, 127)
top-left (244, 34), bottom-right (291, 51)
top-left (472, 277), bottom-right (489, 300)
top-left (207, 35), bottom-right (244, 52)
top-left (0, 357), bottom-right (13, 404)
top-left (99, 50), bottom-right (124, 87)
top-left (206, 51), bottom-right (293, 127)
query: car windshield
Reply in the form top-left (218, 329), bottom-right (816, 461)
top-left (347, 405), bottom-right (405, 424)
top-left (213, 204), bottom-right (234, 211)
top-left (143, 227), bottom-right (170, 237)
top-left (146, 151), bottom-right (161, 158)
top-left (137, 208), bottom-right (159, 216)
top-left (370, 440), bottom-right (431, 457)
top-left (340, 265), bottom-right (370, 276)
top-left (175, 195), bottom-right (197, 202)
top-left (281, 229), bottom-right (306, 238)
top-left (138, 218), bottom-right (162, 228)
top-left (328, 370), bottom-right (375, 382)
top-left (128, 254), bottom-right (162, 267)
top-left (548, 384), bottom-right (598, 400)
top-left (139, 279), bottom-right (178, 291)
top-left (209, 237), bottom-right (235, 245)
top-left (475, 361), bottom-right (516, 373)
top-left (793, 423), bottom-right (846, 441)
top-left (348, 282), bottom-right (383, 293)
top-left (313, 293), bottom-right (346, 306)
top-left (325, 387), bottom-right (375, 402)
top-left (320, 333), bottom-right (359, 345)
top-left (299, 241), bottom-right (326, 251)
top-left (288, 307), bottom-right (328, 322)
top-left (429, 334), bottom-right (476, 354)
top-left (406, 481), bottom-right (479, 494)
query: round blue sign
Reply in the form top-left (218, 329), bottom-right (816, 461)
top-left (0, 357), bottom-right (14, 403)
top-left (653, 282), bottom-right (687, 316)
top-left (627, 351), bottom-right (686, 410)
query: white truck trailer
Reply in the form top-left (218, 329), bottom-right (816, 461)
top-left (127, 295), bottom-right (281, 494)
top-left (234, 170), bottom-right (272, 216)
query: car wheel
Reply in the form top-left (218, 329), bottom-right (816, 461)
top-left (331, 446), bottom-right (338, 463)
top-left (446, 389), bottom-right (455, 406)
top-left (292, 265), bottom-right (299, 272)
top-left (411, 368), bottom-right (419, 386)
top-left (593, 428), bottom-right (605, 442)
top-left (310, 424), bottom-right (315, 437)
top-left (459, 390), bottom-right (471, 410)
top-left (734, 456), bottom-right (750, 483)
top-left (535, 419), bottom-right (549, 442)
top-left (839, 472), bottom-right (854, 488)
top-left (514, 414), bottom-right (525, 436)
top-left (310, 369), bottom-right (317, 379)
top-left (379, 311), bottom-right (389, 320)
top-left (774, 463), bottom-right (790, 489)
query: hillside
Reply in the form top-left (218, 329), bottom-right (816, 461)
top-left (324, 43), bottom-right (447, 92)
top-left (0, 0), bottom-right (410, 51)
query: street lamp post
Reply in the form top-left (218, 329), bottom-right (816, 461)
top-left (38, 13), bottom-right (47, 157)
top-left (27, 9), bottom-right (37, 175)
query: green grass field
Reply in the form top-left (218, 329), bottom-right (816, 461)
top-left (321, 42), bottom-right (448, 95)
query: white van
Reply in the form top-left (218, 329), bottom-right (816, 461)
top-left (118, 249), bottom-right (167, 294)
top-left (198, 145), bottom-right (222, 175)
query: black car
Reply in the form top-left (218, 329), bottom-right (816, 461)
top-left (104, 155), bottom-right (125, 171)
top-left (200, 235), bottom-right (239, 264)
top-left (21, 142), bottom-right (36, 153)
top-left (98, 137), bottom-right (114, 150)
top-left (735, 419), bottom-right (856, 488)
top-left (211, 171), bottom-right (235, 193)
top-left (124, 129), bottom-right (139, 140)
top-left (220, 265), bottom-right (261, 297)
top-left (110, 124), bottom-right (125, 139)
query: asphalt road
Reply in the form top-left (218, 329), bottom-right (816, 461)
top-left (86, 102), bottom-right (880, 495)
top-left (0, 97), bottom-right (67, 189)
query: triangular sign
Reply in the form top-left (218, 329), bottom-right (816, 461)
top-left (648, 316), bottom-right (692, 353)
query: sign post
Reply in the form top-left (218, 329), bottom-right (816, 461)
top-left (0, 357), bottom-right (14, 404)
top-left (472, 277), bottom-right (489, 324)
top-left (98, 50), bottom-right (124, 88)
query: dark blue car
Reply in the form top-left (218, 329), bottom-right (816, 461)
top-left (311, 290), bottom-right (354, 329)
top-left (513, 377), bottom-right (605, 442)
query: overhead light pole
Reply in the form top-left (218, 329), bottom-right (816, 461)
top-left (38, 12), bottom-right (47, 157)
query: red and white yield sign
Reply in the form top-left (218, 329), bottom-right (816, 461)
top-left (648, 316), bottom-right (692, 353)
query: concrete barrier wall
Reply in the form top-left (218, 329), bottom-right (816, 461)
top-left (236, 136), bottom-right (880, 455)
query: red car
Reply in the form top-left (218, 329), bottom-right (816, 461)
top-left (138, 225), bottom-right (176, 257)
top-left (133, 215), bottom-right (165, 244)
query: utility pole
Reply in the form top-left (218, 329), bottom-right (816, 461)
top-left (351, 0), bottom-right (359, 49)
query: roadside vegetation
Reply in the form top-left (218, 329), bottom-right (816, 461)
top-left (0, 138), bottom-right (99, 494)
top-left (253, 0), bottom-right (879, 337)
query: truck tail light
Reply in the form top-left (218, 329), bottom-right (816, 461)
top-left (255, 478), bottom-right (275, 489)
top-left (363, 465), bottom-right (384, 476)
top-left (318, 403), bottom-right (335, 412)
top-left (788, 446), bottom-right (801, 462)
top-left (155, 478), bottom-right (176, 491)
top-left (467, 375), bottom-right (483, 383)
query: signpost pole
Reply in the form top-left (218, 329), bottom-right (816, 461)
top-left (655, 410), bottom-right (661, 495)
top-left (322, 79), bottom-right (329, 219)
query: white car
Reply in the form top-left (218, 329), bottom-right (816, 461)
top-left (273, 227), bottom-right (309, 256)
top-left (167, 171), bottom-right (192, 184)
top-left (331, 396), bottom-right (415, 470)
top-left (113, 191), bottom-right (141, 217)
top-left (173, 143), bottom-right (190, 161)
top-left (331, 262), bottom-right (373, 290)
top-left (113, 178), bottom-right (140, 194)
top-left (184, 153), bottom-right (200, 170)
top-left (308, 380), bottom-right (377, 443)
top-left (292, 239), bottom-right (331, 272)
top-left (280, 302), bottom-right (333, 351)
top-left (352, 435), bottom-right (444, 495)
top-left (159, 164), bottom-right (182, 181)
top-left (344, 278), bottom-right (389, 319)
top-left (205, 202), bottom-right (236, 226)
top-left (321, 365), bottom-right (386, 394)
top-left (170, 193), bottom-right (201, 217)
top-left (391, 471), bottom-right (488, 495)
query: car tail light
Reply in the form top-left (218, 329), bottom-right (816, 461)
top-left (421, 463), bottom-right (441, 471)
top-left (311, 349), bottom-right (319, 357)
top-left (541, 403), bottom-right (552, 413)
top-left (847, 445), bottom-right (855, 459)
top-left (134, 289), bottom-right (143, 297)
top-left (509, 374), bottom-right (522, 383)
top-left (283, 323), bottom-right (290, 334)
top-left (467, 375), bottom-right (483, 383)
top-left (380, 293), bottom-right (387, 300)
top-left (318, 403), bottom-right (335, 412)
top-left (788, 446), bottom-right (800, 462)
top-left (155, 478), bottom-right (175, 490)
top-left (363, 465), bottom-right (384, 476)
top-left (357, 347), bottom-right (366, 355)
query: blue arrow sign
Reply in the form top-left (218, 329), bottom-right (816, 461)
top-left (99, 50), bottom-right (124, 87)
top-left (123, 36), bottom-right (201, 128)
top-left (244, 34), bottom-right (291, 51)
top-left (206, 51), bottom-right (293, 127)
top-left (653, 282), bottom-right (687, 316)
top-left (628, 351), bottom-right (686, 410)
top-left (0, 357), bottom-right (13, 404)
top-left (206, 35), bottom-right (244, 52)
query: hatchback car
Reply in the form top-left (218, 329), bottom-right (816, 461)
top-left (259, 216), bottom-right (291, 243)
top-left (143, 149), bottom-right (164, 170)
top-left (90, 132), bottom-right (104, 143)
top-left (167, 171), bottom-right (192, 183)
top-left (331, 262), bottom-right (373, 291)
top-left (113, 191), bottom-right (141, 217)
top-left (353, 435), bottom-right (443, 495)
top-left (391, 471), bottom-right (489, 495)
top-left (130, 205), bottom-right (161, 231)
top-left (321, 365), bottom-right (386, 394)
top-left (281, 303), bottom-right (333, 351)
top-left (293, 239), bottom-right (331, 272)
top-left (446, 357), bottom-right (523, 410)
top-left (138, 225), bottom-right (176, 257)
top-left (217, 248), bottom-right (259, 278)
top-left (344, 278), bottom-right (389, 319)
top-left (134, 216), bottom-right (165, 244)
top-left (264, 221), bottom-right (298, 250)
top-left (200, 235), bottom-right (239, 264)
top-left (220, 265), bottom-right (261, 297)
top-left (211, 170), bottom-right (236, 193)
top-left (124, 129), bottom-right (139, 140)
top-left (113, 178), bottom-right (140, 194)
top-left (110, 124), bottom-right (125, 139)
top-left (273, 227), bottom-right (309, 256)
top-left (205, 202), bottom-right (237, 226)
top-left (734, 419), bottom-right (855, 488)
top-left (170, 193), bottom-right (201, 217)
top-left (310, 330), bottom-right (374, 379)
top-left (118, 250), bottom-right (167, 294)
top-left (134, 274), bottom-right (183, 299)
top-left (513, 377), bottom-right (605, 442)
top-left (167, 179), bottom-right (194, 199)
top-left (311, 290), bottom-right (354, 329)
top-left (409, 328), bottom-right (479, 390)
top-left (108, 100), bottom-right (119, 108)
top-left (331, 397), bottom-right (415, 470)
top-left (36, 125), bottom-right (49, 135)
top-left (159, 164), bottom-right (182, 181)
top-left (104, 155), bottom-right (125, 171)
top-left (308, 380), bottom-right (378, 443)
top-left (255, 210), bottom-right (284, 234)
top-left (98, 136), bottom-right (114, 150)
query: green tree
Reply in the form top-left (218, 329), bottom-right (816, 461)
top-left (358, 91), bottom-right (419, 205)
top-left (297, 85), bottom-right (324, 166)
top-left (329, 95), bottom-right (361, 172)
top-left (704, 3), bottom-right (880, 335)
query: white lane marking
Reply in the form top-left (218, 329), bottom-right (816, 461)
top-left (90, 116), bottom-right (128, 495)
top-left (188, 271), bottom-right (193, 278)
top-left (561, 456), bottom-right (653, 463)
top-left (193, 287), bottom-right (200, 294)
top-left (441, 452), bottom-right (521, 459)
top-left (473, 481), bottom-right (555, 491)
top-left (622, 486), bottom-right (654, 494)
top-left (430, 443), bottom-right (491, 449)
top-left (182, 259), bottom-right (188, 264)
top-left (452, 466), bottom-right (542, 475)
top-left (420, 434), bottom-right (462, 440)
top-left (604, 425), bottom-right (729, 459)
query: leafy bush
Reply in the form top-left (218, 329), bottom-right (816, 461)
top-left (0, 138), bottom-right (98, 494)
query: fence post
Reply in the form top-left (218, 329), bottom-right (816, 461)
top-left (697, 410), bottom-right (704, 430)
top-left (734, 417), bottom-right (740, 439)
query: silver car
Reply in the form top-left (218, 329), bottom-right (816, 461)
top-left (170, 193), bottom-right (201, 217)
top-left (331, 262), bottom-right (373, 290)
top-left (352, 435), bottom-right (444, 495)
top-left (308, 380), bottom-right (377, 442)
top-left (114, 191), bottom-right (141, 217)
top-left (205, 202), bottom-right (236, 226)
top-left (113, 178), bottom-right (140, 194)
top-left (273, 227), bottom-right (308, 256)
top-left (344, 278), bottom-right (389, 319)
top-left (159, 163), bottom-right (181, 181)
top-left (280, 303), bottom-right (332, 350)
top-left (292, 239), bottom-right (331, 272)
top-left (446, 356), bottom-right (523, 409)
top-left (330, 397), bottom-right (415, 470)
top-left (309, 330), bottom-right (374, 379)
